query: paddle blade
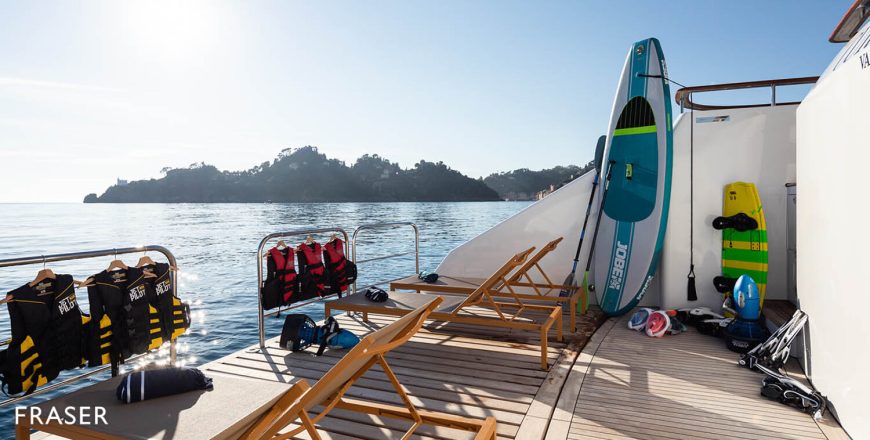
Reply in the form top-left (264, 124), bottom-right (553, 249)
top-left (559, 273), bottom-right (576, 298)
top-left (688, 273), bottom-right (698, 301)
top-left (594, 135), bottom-right (606, 173)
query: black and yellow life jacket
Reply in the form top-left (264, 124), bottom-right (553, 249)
top-left (0, 275), bottom-right (88, 396)
top-left (142, 262), bottom-right (190, 342)
top-left (86, 267), bottom-right (163, 367)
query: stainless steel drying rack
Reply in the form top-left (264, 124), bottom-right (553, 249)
top-left (0, 245), bottom-right (180, 408)
top-left (351, 222), bottom-right (419, 294)
top-left (255, 223), bottom-right (419, 349)
top-left (255, 228), bottom-right (351, 348)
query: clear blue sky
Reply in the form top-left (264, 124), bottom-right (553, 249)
top-left (0, 1), bottom-right (850, 202)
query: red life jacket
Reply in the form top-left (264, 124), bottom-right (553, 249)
top-left (297, 242), bottom-right (326, 299)
top-left (323, 239), bottom-right (357, 296)
top-left (268, 247), bottom-right (298, 303)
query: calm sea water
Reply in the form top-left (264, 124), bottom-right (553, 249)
top-left (0, 202), bottom-right (530, 434)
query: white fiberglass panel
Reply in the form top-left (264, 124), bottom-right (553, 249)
top-left (436, 167), bottom-right (661, 306)
top-left (437, 171), bottom-right (595, 282)
top-left (795, 18), bottom-right (870, 439)
top-left (660, 105), bottom-right (797, 310)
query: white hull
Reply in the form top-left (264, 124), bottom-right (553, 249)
top-left (794, 18), bottom-right (870, 439)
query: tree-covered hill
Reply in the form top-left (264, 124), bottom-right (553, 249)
top-left (483, 161), bottom-right (595, 201)
top-left (83, 147), bottom-right (501, 203)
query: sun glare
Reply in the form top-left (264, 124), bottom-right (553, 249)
top-left (118, 1), bottom-right (223, 60)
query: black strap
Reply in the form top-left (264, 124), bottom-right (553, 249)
top-left (687, 92), bottom-right (697, 301)
top-left (316, 317), bottom-right (340, 356)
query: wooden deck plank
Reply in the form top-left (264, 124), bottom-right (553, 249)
top-left (204, 361), bottom-right (528, 426)
top-left (224, 350), bottom-right (544, 396)
top-left (573, 402), bottom-right (824, 437)
top-left (321, 407), bottom-right (479, 440)
top-left (338, 315), bottom-right (565, 354)
top-left (206, 358), bottom-right (535, 404)
top-left (197, 312), bottom-right (568, 440)
top-left (555, 314), bottom-right (848, 440)
top-left (35, 301), bottom-right (844, 440)
top-left (553, 318), bottom-right (617, 422)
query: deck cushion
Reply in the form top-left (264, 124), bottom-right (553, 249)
top-left (30, 373), bottom-right (291, 440)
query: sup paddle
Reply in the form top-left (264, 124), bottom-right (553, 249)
top-left (559, 136), bottom-right (606, 299)
top-left (582, 159), bottom-right (616, 302)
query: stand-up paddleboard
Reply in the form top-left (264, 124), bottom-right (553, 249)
top-left (593, 38), bottom-right (673, 316)
top-left (715, 182), bottom-right (768, 306)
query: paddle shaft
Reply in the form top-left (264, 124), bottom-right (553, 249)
top-left (568, 173), bottom-right (600, 268)
top-left (567, 135), bottom-right (607, 271)
top-left (583, 160), bottom-right (616, 274)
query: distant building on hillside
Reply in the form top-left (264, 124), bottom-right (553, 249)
top-left (116, 178), bottom-right (128, 186)
top-left (536, 184), bottom-right (557, 200)
top-left (535, 174), bottom-right (578, 200)
top-left (503, 191), bottom-right (532, 201)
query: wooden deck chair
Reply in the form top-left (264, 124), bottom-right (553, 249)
top-left (244, 296), bottom-right (498, 440)
top-left (499, 237), bottom-right (567, 296)
top-left (390, 237), bottom-right (587, 332)
top-left (14, 299), bottom-right (495, 440)
top-left (328, 249), bottom-right (563, 370)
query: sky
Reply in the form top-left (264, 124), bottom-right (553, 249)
top-left (0, 1), bottom-right (851, 202)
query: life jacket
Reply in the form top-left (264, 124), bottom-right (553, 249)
top-left (322, 239), bottom-right (357, 296)
top-left (296, 242), bottom-right (326, 301)
top-left (0, 275), bottom-right (88, 396)
top-left (262, 247), bottom-right (298, 310)
top-left (143, 263), bottom-right (190, 342)
top-left (86, 267), bottom-right (160, 366)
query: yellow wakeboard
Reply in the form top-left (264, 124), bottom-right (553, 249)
top-left (721, 182), bottom-right (768, 306)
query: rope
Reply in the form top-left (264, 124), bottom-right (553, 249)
top-left (689, 94), bottom-right (695, 277)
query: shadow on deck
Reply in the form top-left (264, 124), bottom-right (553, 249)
top-left (546, 316), bottom-right (850, 440)
top-left (201, 305), bottom-right (605, 440)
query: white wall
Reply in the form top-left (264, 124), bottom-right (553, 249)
top-left (437, 167), bottom-right (662, 306)
top-left (660, 105), bottom-right (797, 310)
top-left (795, 26), bottom-right (870, 438)
top-left (437, 171), bottom-right (595, 282)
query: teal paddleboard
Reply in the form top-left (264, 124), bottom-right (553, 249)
top-left (593, 38), bottom-right (673, 316)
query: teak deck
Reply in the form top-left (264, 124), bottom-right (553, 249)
top-left (30, 307), bottom-right (849, 440)
top-left (201, 305), bottom-right (579, 440)
top-left (549, 316), bottom-right (849, 440)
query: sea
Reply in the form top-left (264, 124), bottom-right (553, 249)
top-left (0, 201), bottom-right (531, 435)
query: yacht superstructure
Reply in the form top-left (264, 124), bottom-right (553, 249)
top-left (3, 2), bottom-right (869, 439)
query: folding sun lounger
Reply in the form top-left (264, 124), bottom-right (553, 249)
top-left (16, 298), bottom-right (498, 440)
top-left (390, 237), bottom-right (587, 332)
top-left (327, 250), bottom-right (564, 370)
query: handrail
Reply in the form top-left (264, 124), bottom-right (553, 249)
top-left (674, 76), bottom-right (819, 111)
top-left (0, 245), bottom-right (179, 408)
top-left (351, 222), bottom-right (419, 294)
top-left (256, 228), bottom-right (350, 348)
top-left (830, 0), bottom-right (870, 42)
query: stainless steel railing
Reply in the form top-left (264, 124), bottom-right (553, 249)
top-left (256, 228), bottom-right (350, 348)
top-left (0, 245), bottom-right (179, 408)
top-left (674, 76), bottom-right (819, 111)
top-left (351, 222), bottom-right (419, 294)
